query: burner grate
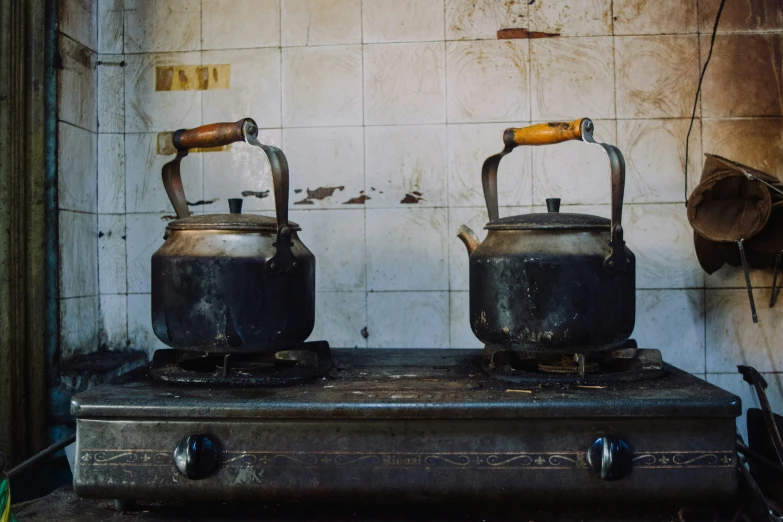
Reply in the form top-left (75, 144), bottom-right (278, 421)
top-left (483, 341), bottom-right (666, 385)
top-left (149, 341), bottom-right (331, 387)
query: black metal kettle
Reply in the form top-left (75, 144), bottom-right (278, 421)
top-left (151, 118), bottom-right (315, 352)
top-left (457, 118), bottom-right (635, 353)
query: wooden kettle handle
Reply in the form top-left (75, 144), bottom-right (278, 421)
top-left (503, 119), bottom-right (591, 147)
top-left (172, 118), bottom-right (257, 150)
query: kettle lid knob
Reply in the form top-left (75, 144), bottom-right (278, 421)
top-left (546, 198), bottom-right (561, 213)
top-left (228, 198), bottom-right (243, 214)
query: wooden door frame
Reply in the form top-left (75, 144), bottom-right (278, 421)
top-left (0, 0), bottom-right (51, 466)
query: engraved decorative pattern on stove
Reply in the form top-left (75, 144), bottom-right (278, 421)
top-left (80, 451), bottom-right (171, 466)
top-left (80, 450), bottom-right (735, 470)
top-left (632, 451), bottom-right (733, 468)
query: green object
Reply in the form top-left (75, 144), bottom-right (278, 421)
top-left (0, 473), bottom-right (16, 522)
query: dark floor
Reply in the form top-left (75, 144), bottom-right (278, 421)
top-left (13, 485), bottom-right (745, 522)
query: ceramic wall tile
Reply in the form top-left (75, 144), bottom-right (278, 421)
top-left (59, 36), bottom-right (97, 131)
top-left (446, 40), bottom-right (529, 124)
top-left (124, 0), bottom-right (200, 53)
top-left (283, 127), bottom-right (365, 207)
top-left (617, 119), bottom-right (701, 204)
top-left (363, 0), bottom-right (444, 43)
top-left (699, 0), bottom-right (783, 33)
top-left (445, 0), bottom-right (527, 41)
top-left (281, 0), bottom-right (361, 46)
top-left (99, 294), bottom-right (128, 350)
top-left (706, 263), bottom-right (777, 290)
top-left (202, 48), bottom-right (281, 128)
top-left (124, 52), bottom-right (203, 133)
top-left (61, 0), bottom-right (97, 50)
top-left (613, 0), bottom-right (698, 35)
top-left (97, 133), bottom-right (125, 213)
top-left (364, 125), bottom-right (447, 208)
top-left (615, 36), bottom-right (699, 119)
top-left (127, 293), bottom-right (167, 355)
top-left (529, 0), bottom-right (611, 36)
top-left (282, 46), bottom-right (363, 127)
top-left (625, 204), bottom-right (704, 289)
top-left (366, 208), bottom-right (448, 291)
top-left (533, 203), bottom-right (611, 219)
top-left (202, 0), bottom-right (280, 50)
top-left (288, 208), bottom-right (366, 291)
top-left (60, 296), bottom-right (100, 358)
top-left (364, 42), bottom-right (446, 125)
top-left (701, 34), bottom-right (783, 118)
top-left (58, 122), bottom-right (97, 213)
top-left (97, 58), bottom-right (125, 133)
top-left (308, 292), bottom-right (367, 348)
top-left (203, 128), bottom-right (282, 213)
top-left (367, 291), bottom-right (449, 348)
top-left (633, 289), bottom-right (705, 374)
top-left (701, 118), bottom-right (783, 175)
top-left (706, 289), bottom-right (783, 373)
top-left (125, 133), bottom-right (203, 213)
top-left (98, 214), bottom-right (127, 294)
top-left (449, 291), bottom-right (483, 348)
top-left (59, 210), bottom-right (99, 299)
top-left (447, 122), bottom-right (532, 208)
top-left (706, 372), bottom-right (782, 442)
top-left (125, 213), bottom-right (168, 294)
top-left (531, 119), bottom-right (616, 206)
top-left (98, 0), bottom-right (123, 53)
top-left (530, 37), bottom-right (614, 120)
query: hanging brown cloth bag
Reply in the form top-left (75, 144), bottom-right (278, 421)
top-left (687, 154), bottom-right (783, 321)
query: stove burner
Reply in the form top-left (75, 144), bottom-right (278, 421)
top-left (149, 341), bottom-right (331, 387)
top-left (483, 341), bottom-right (666, 385)
top-left (538, 356), bottom-right (599, 374)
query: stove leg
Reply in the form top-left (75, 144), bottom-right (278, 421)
top-left (114, 499), bottom-right (135, 512)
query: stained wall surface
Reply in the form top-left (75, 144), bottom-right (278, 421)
top-left (57, 0), bottom-right (783, 434)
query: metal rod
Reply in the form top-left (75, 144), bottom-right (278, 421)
top-left (744, 171), bottom-right (783, 198)
top-left (739, 366), bottom-right (783, 468)
top-left (222, 354), bottom-right (231, 378)
top-left (737, 240), bottom-right (758, 323)
top-left (7, 435), bottom-right (75, 478)
top-left (737, 442), bottom-right (783, 475)
top-left (771, 252), bottom-right (781, 308)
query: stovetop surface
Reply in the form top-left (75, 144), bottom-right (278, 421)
top-left (71, 349), bottom-right (740, 420)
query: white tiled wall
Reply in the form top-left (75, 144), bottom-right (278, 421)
top-left (57, 0), bottom-right (783, 427)
top-left (58, 0), bottom-right (100, 358)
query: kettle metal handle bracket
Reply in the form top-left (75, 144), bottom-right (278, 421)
top-left (243, 131), bottom-right (296, 275)
top-left (581, 129), bottom-right (630, 274)
top-left (161, 118), bottom-right (296, 275)
top-left (482, 118), bottom-right (630, 274)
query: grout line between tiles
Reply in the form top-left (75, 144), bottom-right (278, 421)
top-left (175, 30), bottom-right (783, 55)
top-left (118, 114), bottom-right (783, 136)
top-left (360, 0), bottom-right (369, 349)
top-left (442, 2), bottom-right (452, 348)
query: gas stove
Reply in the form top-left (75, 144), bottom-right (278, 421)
top-left (71, 347), bottom-right (740, 505)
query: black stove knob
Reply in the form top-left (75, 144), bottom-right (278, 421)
top-left (587, 436), bottom-right (631, 480)
top-left (173, 434), bottom-right (219, 480)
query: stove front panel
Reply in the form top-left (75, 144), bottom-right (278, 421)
top-left (73, 417), bottom-right (736, 502)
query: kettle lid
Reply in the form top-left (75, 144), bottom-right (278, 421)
top-left (166, 213), bottom-right (301, 232)
top-left (485, 198), bottom-right (609, 231)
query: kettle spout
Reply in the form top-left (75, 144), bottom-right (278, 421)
top-left (457, 225), bottom-right (480, 255)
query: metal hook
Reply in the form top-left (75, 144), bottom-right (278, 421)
top-left (771, 252), bottom-right (781, 308)
top-left (737, 239), bottom-right (758, 324)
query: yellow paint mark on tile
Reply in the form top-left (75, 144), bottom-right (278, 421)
top-left (155, 64), bottom-right (230, 91)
